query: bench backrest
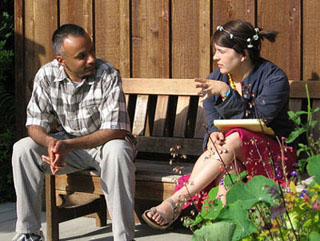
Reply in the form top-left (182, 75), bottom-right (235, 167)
top-left (122, 78), bottom-right (204, 159)
top-left (122, 78), bottom-right (320, 159)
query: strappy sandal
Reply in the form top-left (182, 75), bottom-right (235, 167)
top-left (141, 198), bottom-right (180, 230)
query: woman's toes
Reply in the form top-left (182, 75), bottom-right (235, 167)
top-left (146, 211), bottom-right (154, 219)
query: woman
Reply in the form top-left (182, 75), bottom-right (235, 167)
top-left (142, 19), bottom-right (297, 230)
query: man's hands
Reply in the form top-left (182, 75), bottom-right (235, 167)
top-left (207, 132), bottom-right (227, 155)
top-left (195, 78), bottom-right (230, 102)
top-left (28, 125), bottom-right (127, 175)
top-left (42, 139), bottom-right (68, 175)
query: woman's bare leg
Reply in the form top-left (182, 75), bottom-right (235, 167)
top-left (147, 132), bottom-right (244, 225)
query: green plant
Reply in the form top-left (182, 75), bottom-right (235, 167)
top-left (0, 2), bottom-right (15, 203)
top-left (286, 84), bottom-right (320, 171)
top-left (185, 163), bottom-right (320, 240)
top-left (183, 86), bottom-right (320, 240)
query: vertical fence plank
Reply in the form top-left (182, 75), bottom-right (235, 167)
top-left (119, 0), bottom-right (131, 77)
top-left (95, 0), bottom-right (130, 77)
top-left (132, 0), bottom-right (169, 77)
top-left (257, 0), bottom-right (301, 80)
top-left (59, 0), bottom-right (93, 37)
top-left (22, 0), bottom-right (58, 137)
top-left (195, 0), bottom-right (211, 138)
top-left (212, 0), bottom-right (255, 28)
top-left (172, 1), bottom-right (199, 78)
top-left (95, 0), bottom-right (120, 69)
top-left (303, 0), bottom-right (320, 80)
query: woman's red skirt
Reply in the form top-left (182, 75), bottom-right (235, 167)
top-left (174, 128), bottom-right (297, 210)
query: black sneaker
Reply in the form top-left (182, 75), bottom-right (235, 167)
top-left (12, 231), bottom-right (44, 241)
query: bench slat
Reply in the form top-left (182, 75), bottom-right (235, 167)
top-left (132, 95), bottom-right (149, 135)
top-left (135, 136), bottom-right (203, 156)
top-left (123, 78), bottom-right (199, 96)
top-left (174, 96), bottom-right (190, 137)
top-left (289, 99), bottom-right (303, 112)
top-left (194, 101), bottom-right (206, 138)
top-left (152, 95), bottom-right (169, 136)
top-left (289, 80), bottom-right (320, 99)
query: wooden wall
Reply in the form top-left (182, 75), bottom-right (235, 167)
top-left (15, 0), bottom-right (320, 137)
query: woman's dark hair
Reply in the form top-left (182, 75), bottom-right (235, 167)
top-left (212, 19), bottom-right (278, 63)
top-left (52, 24), bottom-right (86, 55)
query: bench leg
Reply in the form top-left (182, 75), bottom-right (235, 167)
top-left (95, 195), bottom-right (107, 227)
top-left (45, 174), bottom-right (59, 241)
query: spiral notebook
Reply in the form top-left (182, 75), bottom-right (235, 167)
top-left (213, 119), bottom-right (275, 136)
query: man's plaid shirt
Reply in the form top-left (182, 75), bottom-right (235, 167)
top-left (26, 58), bottom-right (131, 137)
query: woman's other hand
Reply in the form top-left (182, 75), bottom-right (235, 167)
top-left (195, 78), bottom-right (230, 101)
top-left (207, 131), bottom-right (226, 154)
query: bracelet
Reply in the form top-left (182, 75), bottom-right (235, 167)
top-left (221, 89), bottom-right (231, 100)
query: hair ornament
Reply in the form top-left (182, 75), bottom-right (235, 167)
top-left (216, 24), bottom-right (259, 49)
top-left (217, 25), bottom-right (224, 31)
top-left (247, 38), bottom-right (253, 48)
top-left (253, 28), bottom-right (259, 41)
top-left (217, 25), bottom-right (234, 40)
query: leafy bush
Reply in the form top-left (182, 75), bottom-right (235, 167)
top-left (0, 2), bottom-right (15, 203)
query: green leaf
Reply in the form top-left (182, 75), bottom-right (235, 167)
top-left (308, 232), bottom-right (320, 241)
top-left (224, 171), bottom-right (248, 187)
top-left (295, 110), bottom-right (308, 115)
top-left (192, 222), bottom-right (236, 241)
top-left (226, 175), bottom-right (278, 209)
top-left (219, 201), bottom-right (257, 240)
top-left (310, 120), bottom-right (319, 128)
top-left (312, 107), bottom-right (320, 114)
top-left (286, 128), bottom-right (308, 143)
top-left (306, 155), bottom-right (320, 184)
top-left (287, 111), bottom-right (302, 125)
top-left (199, 186), bottom-right (224, 221)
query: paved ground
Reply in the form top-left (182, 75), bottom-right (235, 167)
top-left (0, 202), bottom-right (192, 241)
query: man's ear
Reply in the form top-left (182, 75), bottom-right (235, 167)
top-left (56, 55), bottom-right (64, 65)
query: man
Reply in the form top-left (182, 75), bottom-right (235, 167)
top-left (12, 24), bottom-right (136, 241)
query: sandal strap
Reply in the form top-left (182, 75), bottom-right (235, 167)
top-left (165, 198), bottom-right (179, 220)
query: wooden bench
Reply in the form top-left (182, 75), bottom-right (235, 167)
top-left (45, 78), bottom-right (320, 241)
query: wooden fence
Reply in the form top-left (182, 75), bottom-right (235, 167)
top-left (15, 0), bottom-right (320, 138)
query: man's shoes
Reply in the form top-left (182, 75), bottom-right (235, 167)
top-left (12, 231), bottom-right (44, 241)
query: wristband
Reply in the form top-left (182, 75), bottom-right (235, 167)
top-left (221, 89), bottom-right (231, 100)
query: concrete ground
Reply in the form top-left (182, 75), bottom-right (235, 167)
top-left (0, 202), bottom-right (192, 241)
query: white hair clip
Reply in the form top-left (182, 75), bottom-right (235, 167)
top-left (247, 38), bottom-right (253, 48)
top-left (217, 26), bottom-right (224, 31)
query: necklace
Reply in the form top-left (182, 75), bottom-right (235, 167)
top-left (227, 73), bottom-right (236, 90)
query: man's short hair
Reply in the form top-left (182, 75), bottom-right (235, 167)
top-left (52, 24), bottom-right (86, 55)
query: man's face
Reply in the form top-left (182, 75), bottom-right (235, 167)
top-left (57, 33), bottom-right (96, 82)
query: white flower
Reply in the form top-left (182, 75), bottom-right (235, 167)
top-left (217, 26), bottom-right (224, 31)
top-left (253, 34), bottom-right (259, 40)
top-left (247, 38), bottom-right (251, 42)
top-left (229, 33), bottom-right (234, 39)
top-left (247, 43), bottom-right (253, 48)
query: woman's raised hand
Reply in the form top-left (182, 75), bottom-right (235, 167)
top-left (195, 78), bottom-right (230, 101)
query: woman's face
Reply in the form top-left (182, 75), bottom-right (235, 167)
top-left (213, 43), bottom-right (244, 74)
